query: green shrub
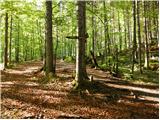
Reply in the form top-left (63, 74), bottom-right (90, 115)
top-left (99, 63), bottom-right (107, 69)
top-left (64, 56), bottom-right (75, 62)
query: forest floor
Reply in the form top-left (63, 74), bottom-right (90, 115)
top-left (0, 60), bottom-right (159, 119)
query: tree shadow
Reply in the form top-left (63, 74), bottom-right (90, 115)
top-left (132, 70), bottom-right (159, 84)
top-left (1, 60), bottom-right (159, 119)
top-left (2, 84), bottom-right (158, 119)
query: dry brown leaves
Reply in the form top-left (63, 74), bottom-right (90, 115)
top-left (1, 60), bottom-right (159, 119)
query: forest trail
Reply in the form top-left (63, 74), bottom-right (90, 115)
top-left (1, 60), bottom-right (159, 119)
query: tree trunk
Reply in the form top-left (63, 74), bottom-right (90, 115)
top-left (148, 3), bottom-right (152, 41)
top-left (144, 1), bottom-right (149, 69)
top-left (32, 26), bottom-right (35, 60)
top-left (137, 1), bottom-right (142, 74)
top-left (103, 1), bottom-right (107, 64)
top-left (0, 17), bottom-right (3, 63)
top-left (45, 0), bottom-right (55, 76)
top-left (103, 1), bottom-right (111, 69)
top-left (76, 1), bottom-right (88, 87)
top-left (92, 1), bottom-right (95, 57)
top-left (127, 10), bottom-right (131, 49)
top-left (4, 12), bottom-right (8, 68)
top-left (15, 19), bottom-right (20, 63)
top-left (132, 1), bottom-right (137, 74)
top-left (118, 10), bottom-right (122, 51)
top-left (24, 36), bottom-right (28, 61)
top-left (9, 14), bottom-right (12, 64)
top-left (54, 25), bottom-right (59, 73)
top-left (90, 50), bottom-right (98, 68)
top-left (123, 10), bottom-right (127, 49)
top-left (38, 20), bottom-right (43, 60)
top-left (115, 45), bottom-right (119, 74)
top-left (80, 1), bottom-right (88, 80)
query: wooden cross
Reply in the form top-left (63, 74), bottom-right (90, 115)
top-left (66, 33), bottom-right (89, 39)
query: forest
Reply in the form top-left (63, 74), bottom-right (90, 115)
top-left (0, 0), bottom-right (159, 119)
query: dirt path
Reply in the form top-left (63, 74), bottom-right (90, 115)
top-left (1, 60), bottom-right (159, 119)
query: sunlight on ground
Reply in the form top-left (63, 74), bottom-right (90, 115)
top-left (17, 88), bottom-right (67, 96)
top-left (140, 96), bottom-right (159, 102)
top-left (0, 81), bottom-right (14, 87)
top-left (1, 61), bottom-right (159, 119)
top-left (0, 63), bottom-right (4, 70)
top-left (24, 67), bottom-right (39, 73)
top-left (5, 66), bottom-right (40, 75)
top-left (106, 83), bottom-right (159, 95)
top-left (24, 82), bottom-right (39, 86)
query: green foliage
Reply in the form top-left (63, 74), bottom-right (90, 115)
top-left (118, 63), bottom-right (159, 85)
top-left (99, 63), bottom-right (107, 70)
top-left (7, 63), bottom-right (16, 68)
top-left (132, 70), bottom-right (159, 85)
top-left (98, 63), bottom-right (110, 72)
top-left (0, 1), bottom-right (158, 86)
top-left (64, 56), bottom-right (75, 63)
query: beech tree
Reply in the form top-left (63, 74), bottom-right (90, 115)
top-left (4, 12), bottom-right (8, 68)
top-left (9, 15), bottom-right (12, 63)
top-left (45, 0), bottom-right (55, 76)
top-left (137, 1), bottom-right (142, 73)
top-left (0, 0), bottom-right (158, 81)
top-left (132, 1), bottom-right (137, 74)
top-left (144, 1), bottom-right (149, 69)
top-left (15, 19), bottom-right (20, 63)
top-left (75, 1), bottom-right (88, 88)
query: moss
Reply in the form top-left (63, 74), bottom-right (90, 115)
top-left (72, 79), bottom-right (93, 91)
top-left (39, 72), bottom-right (56, 84)
top-left (72, 79), bottom-right (78, 89)
top-left (7, 63), bottom-right (16, 68)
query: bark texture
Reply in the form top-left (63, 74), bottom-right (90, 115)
top-left (76, 1), bottom-right (88, 87)
top-left (45, 1), bottom-right (55, 75)
top-left (4, 13), bottom-right (8, 68)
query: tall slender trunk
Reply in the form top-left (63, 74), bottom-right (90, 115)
top-left (115, 45), bottom-right (119, 74)
top-left (15, 19), bottom-right (20, 63)
top-left (24, 36), bottom-right (28, 61)
top-left (71, 14), bottom-right (74, 57)
top-left (45, 0), bottom-right (55, 75)
top-left (104, 1), bottom-right (111, 68)
top-left (127, 10), bottom-right (131, 49)
top-left (37, 20), bottom-right (43, 60)
top-left (123, 10), bottom-right (127, 49)
top-left (92, 1), bottom-right (95, 57)
top-left (144, 1), bottom-right (149, 69)
top-left (22, 28), bottom-right (25, 61)
top-left (137, 1), bottom-right (142, 73)
top-left (4, 13), bottom-right (8, 68)
top-left (81, 1), bottom-right (88, 80)
top-left (132, 1), bottom-right (137, 74)
top-left (76, 1), bottom-right (88, 87)
top-left (54, 25), bottom-right (59, 73)
top-left (103, 1), bottom-right (107, 64)
top-left (155, 2), bottom-right (159, 40)
top-left (118, 10), bottom-right (122, 51)
top-left (9, 14), bottom-right (12, 64)
top-left (148, 3), bottom-right (152, 41)
top-left (0, 17), bottom-right (2, 63)
top-left (32, 26), bottom-right (35, 60)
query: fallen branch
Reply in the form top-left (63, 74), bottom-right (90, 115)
top-left (57, 114), bottom-right (87, 119)
top-left (90, 50), bottom-right (99, 68)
